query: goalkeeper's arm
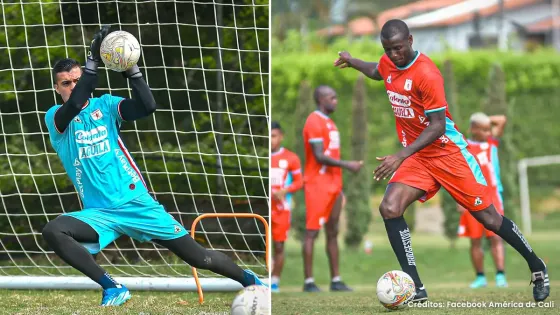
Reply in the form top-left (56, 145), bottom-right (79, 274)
top-left (119, 65), bottom-right (157, 121)
top-left (54, 26), bottom-right (110, 132)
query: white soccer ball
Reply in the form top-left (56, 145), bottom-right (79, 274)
top-left (230, 285), bottom-right (270, 315)
top-left (100, 30), bottom-right (141, 72)
top-left (376, 270), bottom-right (416, 310)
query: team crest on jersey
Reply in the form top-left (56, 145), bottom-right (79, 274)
top-left (174, 225), bottom-right (182, 233)
top-left (480, 142), bottom-right (489, 150)
top-left (404, 79), bottom-right (413, 91)
top-left (474, 197), bottom-right (482, 206)
top-left (91, 109), bottom-right (103, 120)
top-left (387, 74), bottom-right (392, 83)
top-left (279, 159), bottom-right (288, 169)
top-left (74, 116), bottom-right (82, 123)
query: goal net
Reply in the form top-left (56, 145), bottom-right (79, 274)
top-left (518, 155), bottom-right (560, 236)
top-left (0, 0), bottom-right (269, 291)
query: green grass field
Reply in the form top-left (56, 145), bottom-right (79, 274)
top-left (272, 212), bottom-right (560, 314)
top-left (0, 290), bottom-right (235, 314)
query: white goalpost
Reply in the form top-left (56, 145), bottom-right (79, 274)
top-left (0, 0), bottom-right (269, 292)
top-left (517, 155), bottom-right (560, 236)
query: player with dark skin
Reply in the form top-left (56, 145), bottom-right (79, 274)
top-left (304, 86), bottom-right (363, 292)
top-left (334, 19), bottom-right (549, 302)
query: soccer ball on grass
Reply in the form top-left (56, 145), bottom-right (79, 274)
top-left (376, 270), bottom-right (416, 310)
top-left (230, 285), bottom-right (270, 315)
top-left (100, 30), bottom-right (141, 72)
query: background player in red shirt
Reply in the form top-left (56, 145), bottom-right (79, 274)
top-left (457, 113), bottom-right (508, 288)
top-left (270, 121), bottom-right (303, 293)
top-left (301, 85), bottom-right (363, 292)
top-left (333, 19), bottom-right (549, 303)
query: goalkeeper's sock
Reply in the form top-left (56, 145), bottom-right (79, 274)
top-left (496, 217), bottom-right (544, 272)
top-left (384, 216), bottom-right (424, 288)
top-left (99, 272), bottom-right (120, 289)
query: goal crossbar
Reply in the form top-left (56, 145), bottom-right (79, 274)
top-left (191, 213), bottom-right (270, 304)
top-left (518, 155), bottom-right (560, 235)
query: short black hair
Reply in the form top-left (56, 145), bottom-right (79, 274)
top-left (52, 58), bottom-right (81, 81)
top-left (271, 121), bottom-right (282, 131)
top-left (380, 19), bottom-right (410, 40)
top-left (313, 85), bottom-right (332, 105)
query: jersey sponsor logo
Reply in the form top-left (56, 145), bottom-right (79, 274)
top-left (79, 139), bottom-right (110, 159)
top-left (392, 106), bottom-right (414, 118)
top-left (404, 79), bottom-right (413, 91)
top-left (115, 149), bottom-right (141, 184)
top-left (328, 131), bottom-right (340, 149)
top-left (387, 90), bottom-right (411, 107)
top-left (477, 151), bottom-right (489, 166)
top-left (75, 126), bottom-right (108, 144)
top-left (91, 109), bottom-right (103, 120)
top-left (270, 167), bottom-right (285, 187)
top-left (73, 158), bottom-right (80, 166)
top-left (75, 167), bottom-right (85, 198)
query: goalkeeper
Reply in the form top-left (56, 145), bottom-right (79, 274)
top-left (42, 26), bottom-right (265, 307)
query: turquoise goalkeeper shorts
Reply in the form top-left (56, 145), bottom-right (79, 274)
top-left (63, 193), bottom-right (188, 254)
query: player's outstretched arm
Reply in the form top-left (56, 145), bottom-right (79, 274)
top-left (490, 115), bottom-right (507, 138)
top-left (334, 51), bottom-right (383, 81)
top-left (118, 65), bottom-right (157, 121)
top-left (54, 26), bottom-right (110, 132)
top-left (310, 142), bottom-right (363, 173)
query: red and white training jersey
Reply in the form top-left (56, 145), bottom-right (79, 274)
top-left (376, 52), bottom-right (468, 157)
top-left (271, 147), bottom-right (303, 211)
top-left (302, 110), bottom-right (342, 192)
top-left (467, 137), bottom-right (502, 190)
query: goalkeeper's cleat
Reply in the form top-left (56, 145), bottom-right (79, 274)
top-left (495, 273), bottom-right (508, 288)
top-left (469, 275), bottom-right (488, 289)
top-left (271, 283), bottom-right (280, 293)
top-left (531, 258), bottom-right (550, 302)
top-left (411, 286), bottom-right (428, 303)
top-left (303, 282), bottom-right (321, 292)
top-left (330, 280), bottom-right (353, 292)
top-left (243, 269), bottom-right (267, 287)
top-left (100, 285), bottom-right (131, 306)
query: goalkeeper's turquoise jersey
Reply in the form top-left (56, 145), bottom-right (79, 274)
top-left (45, 94), bottom-right (148, 209)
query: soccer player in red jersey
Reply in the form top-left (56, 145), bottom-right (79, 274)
top-left (270, 121), bottom-right (303, 293)
top-left (457, 113), bottom-right (508, 288)
top-left (334, 19), bottom-right (549, 302)
top-left (301, 85), bottom-right (363, 292)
